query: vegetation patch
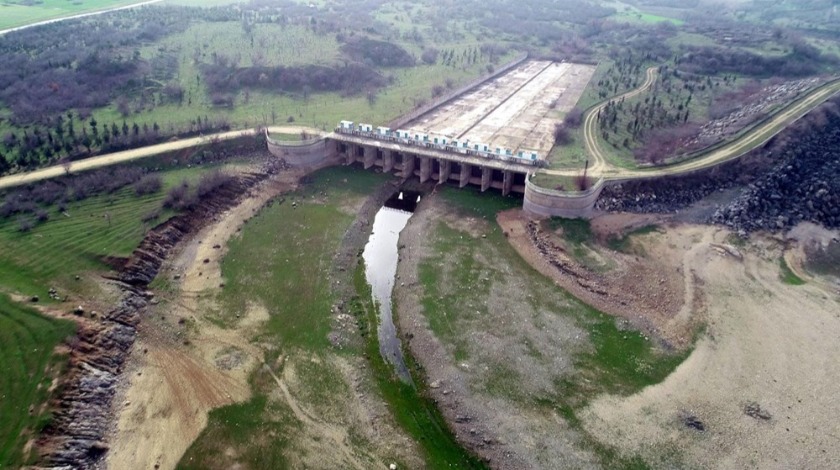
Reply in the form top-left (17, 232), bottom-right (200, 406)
top-left (606, 225), bottom-right (660, 254)
top-left (779, 257), bottom-right (805, 285)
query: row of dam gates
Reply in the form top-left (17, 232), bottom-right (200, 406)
top-left (266, 131), bottom-right (609, 219)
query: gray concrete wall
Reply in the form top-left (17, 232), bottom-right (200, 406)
top-left (523, 177), bottom-right (606, 219)
top-left (388, 53), bottom-right (529, 129)
top-left (266, 135), bottom-right (334, 168)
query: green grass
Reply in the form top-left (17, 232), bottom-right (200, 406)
top-left (216, 167), bottom-right (388, 349)
top-left (0, 0), bottom-right (142, 31)
top-left (178, 395), bottom-right (296, 470)
top-left (0, 293), bottom-right (75, 467)
top-left (0, 165), bottom-right (217, 299)
top-left (546, 217), bottom-right (594, 245)
top-left (612, 10), bottom-right (685, 25)
top-left (353, 263), bottom-right (486, 469)
top-left (607, 225), bottom-right (660, 253)
top-left (181, 167), bottom-right (414, 467)
top-left (779, 257), bottom-right (805, 285)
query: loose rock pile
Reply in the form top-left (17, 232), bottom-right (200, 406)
top-left (712, 120), bottom-right (840, 232)
top-left (598, 100), bottom-right (840, 234)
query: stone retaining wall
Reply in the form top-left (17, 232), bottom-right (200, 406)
top-left (266, 134), bottom-right (334, 168)
top-left (523, 177), bottom-right (606, 218)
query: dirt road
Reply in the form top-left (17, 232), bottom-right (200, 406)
top-left (581, 66), bottom-right (659, 175)
top-left (0, 0), bottom-right (163, 36)
top-left (107, 169), bottom-right (304, 470)
top-left (0, 126), bottom-right (322, 190)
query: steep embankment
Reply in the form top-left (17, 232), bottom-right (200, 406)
top-left (36, 165), bottom-right (275, 468)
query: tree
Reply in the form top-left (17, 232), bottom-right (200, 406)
top-left (0, 153), bottom-right (9, 175)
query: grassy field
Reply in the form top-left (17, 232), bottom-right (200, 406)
top-left (0, 164), bottom-right (219, 300)
top-left (0, 0), bottom-right (142, 31)
top-left (0, 294), bottom-right (75, 467)
top-left (415, 188), bottom-right (687, 467)
top-left (180, 168), bottom-right (382, 466)
top-left (85, 16), bottom-right (505, 135)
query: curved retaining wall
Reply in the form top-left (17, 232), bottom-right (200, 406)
top-left (523, 177), bottom-right (606, 219)
top-left (266, 134), bottom-right (332, 168)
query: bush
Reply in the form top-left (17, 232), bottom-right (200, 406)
top-left (162, 180), bottom-right (192, 210)
top-left (141, 208), bottom-right (161, 223)
top-left (196, 171), bottom-right (235, 198)
top-left (563, 108), bottom-right (584, 128)
top-left (35, 209), bottom-right (49, 223)
top-left (18, 217), bottom-right (34, 232)
top-left (133, 174), bottom-right (163, 196)
top-left (421, 48), bottom-right (439, 65)
top-left (554, 124), bottom-right (572, 145)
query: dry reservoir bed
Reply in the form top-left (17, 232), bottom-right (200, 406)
top-left (405, 60), bottom-right (596, 158)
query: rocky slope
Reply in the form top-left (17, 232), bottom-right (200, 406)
top-left (597, 97), bottom-right (840, 233)
top-left (36, 157), bottom-right (282, 469)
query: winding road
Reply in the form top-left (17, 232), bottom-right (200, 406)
top-left (582, 66), bottom-right (659, 175)
top-left (546, 68), bottom-right (840, 181)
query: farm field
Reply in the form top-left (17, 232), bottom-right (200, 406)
top-left (0, 0), bottom-right (146, 31)
top-left (0, 163), bottom-right (222, 302)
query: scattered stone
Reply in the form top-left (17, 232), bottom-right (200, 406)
top-left (30, 295), bottom-right (39, 302)
top-left (745, 402), bottom-right (772, 420)
top-left (682, 414), bottom-right (706, 432)
top-left (72, 306), bottom-right (85, 316)
top-left (203, 258), bottom-right (210, 264)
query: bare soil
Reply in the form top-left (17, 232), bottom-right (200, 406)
top-left (393, 195), bottom-right (599, 470)
top-left (579, 225), bottom-right (840, 468)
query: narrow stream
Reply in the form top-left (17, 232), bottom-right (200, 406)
top-left (362, 190), bottom-right (420, 383)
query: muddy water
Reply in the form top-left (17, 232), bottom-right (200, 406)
top-left (362, 191), bottom-right (420, 382)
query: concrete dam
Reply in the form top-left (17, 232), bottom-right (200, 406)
top-left (267, 57), bottom-right (605, 218)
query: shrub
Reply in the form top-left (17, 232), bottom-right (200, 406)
top-left (554, 124), bottom-right (572, 145)
top-left (563, 107), bottom-right (584, 128)
top-left (162, 180), bottom-right (192, 210)
top-left (35, 209), bottom-right (49, 223)
top-left (133, 174), bottom-right (163, 196)
top-left (18, 217), bottom-right (34, 232)
top-left (141, 208), bottom-right (161, 223)
top-left (196, 171), bottom-right (235, 198)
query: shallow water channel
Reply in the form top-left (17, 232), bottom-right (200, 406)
top-left (362, 190), bottom-right (420, 383)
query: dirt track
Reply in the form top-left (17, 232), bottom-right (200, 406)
top-left (544, 72), bottom-right (840, 181)
top-left (0, 0), bottom-right (164, 36)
